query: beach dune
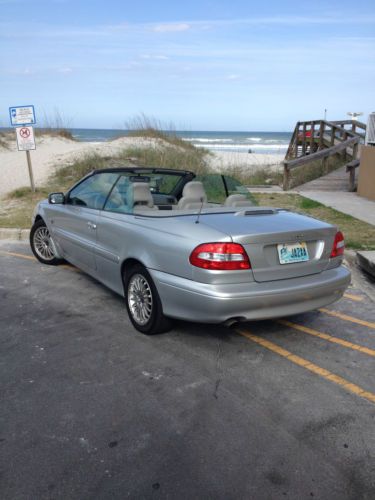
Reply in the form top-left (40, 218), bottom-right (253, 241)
top-left (0, 135), bottom-right (283, 198)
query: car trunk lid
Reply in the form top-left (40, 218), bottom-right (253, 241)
top-left (200, 209), bottom-right (336, 282)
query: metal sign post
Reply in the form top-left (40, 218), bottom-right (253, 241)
top-left (26, 151), bottom-right (36, 192)
top-left (9, 105), bottom-right (37, 192)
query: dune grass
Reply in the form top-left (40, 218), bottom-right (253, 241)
top-left (224, 165), bottom-right (283, 187)
top-left (118, 145), bottom-right (209, 175)
top-left (34, 109), bottom-right (76, 140)
top-left (0, 130), bottom-right (12, 149)
top-left (34, 128), bottom-right (76, 140)
top-left (124, 114), bottom-right (201, 151)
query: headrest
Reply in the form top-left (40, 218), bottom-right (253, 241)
top-left (129, 182), bottom-right (154, 208)
top-left (181, 181), bottom-right (207, 202)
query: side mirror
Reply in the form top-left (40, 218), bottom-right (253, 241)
top-left (48, 192), bottom-right (65, 204)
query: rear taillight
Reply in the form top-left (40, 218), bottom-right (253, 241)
top-left (330, 231), bottom-right (345, 258)
top-left (189, 242), bottom-right (251, 270)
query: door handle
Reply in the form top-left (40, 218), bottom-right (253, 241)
top-left (87, 221), bottom-right (97, 230)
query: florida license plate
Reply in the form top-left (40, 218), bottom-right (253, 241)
top-left (277, 242), bottom-right (309, 265)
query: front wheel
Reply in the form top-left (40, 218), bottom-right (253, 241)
top-left (124, 264), bottom-right (171, 335)
top-left (30, 219), bottom-right (62, 265)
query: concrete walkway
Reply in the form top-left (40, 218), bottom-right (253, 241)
top-left (294, 190), bottom-right (375, 226)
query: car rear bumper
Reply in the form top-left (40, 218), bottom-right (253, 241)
top-left (150, 266), bottom-right (351, 323)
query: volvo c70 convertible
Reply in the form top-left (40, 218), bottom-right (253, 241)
top-left (30, 167), bottom-right (351, 334)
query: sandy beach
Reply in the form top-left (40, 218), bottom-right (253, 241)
top-left (0, 135), bottom-right (283, 198)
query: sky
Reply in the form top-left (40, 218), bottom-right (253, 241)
top-left (1, 0), bottom-right (374, 131)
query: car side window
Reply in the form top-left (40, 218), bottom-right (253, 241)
top-left (103, 175), bottom-right (132, 213)
top-left (67, 173), bottom-right (119, 209)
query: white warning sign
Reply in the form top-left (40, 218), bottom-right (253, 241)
top-left (15, 126), bottom-right (36, 151)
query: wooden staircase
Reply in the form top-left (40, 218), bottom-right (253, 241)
top-left (283, 119), bottom-right (366, 190)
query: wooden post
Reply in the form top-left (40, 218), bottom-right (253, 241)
top-left (342, 131), bottom-right (348, 161)
top-left (352, 141), bottom-right (359, 160)
top-left (330, 124), bottom-right (335, 147)
top-left (295, 122), bottom-right (300, 158)
top-left (283, 162), bottom-right (290, 191)
top-left (319, 121), bottom-right (324, 150)
top-left (26, 150), bottom-right (35, 192)
top-left (349, 168), bottom-right (356, 192)
top-left (310, 123), bottom-right (315, 154)
top-left (302, 122), bottom-right (307, 156)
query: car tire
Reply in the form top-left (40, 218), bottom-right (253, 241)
top-left (124, 264), bottom-right (172, 335)
top-left (30, 219), bottom-right (63, 265)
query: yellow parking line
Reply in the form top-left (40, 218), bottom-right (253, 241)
top-left (319, 308), bottom-right (375, 330)
top-left (277, 319), bottom-right (375, 357)
top-left (0, 250), bottom-right (35, 261)
top-left (237, 329), bottom-right (375, 405)
top-left (61, 264), bottom-right (79, 272)
top-left (0, 250), bottom-right (79, 272)
top-left (343, 293), bottom-right (363, 302)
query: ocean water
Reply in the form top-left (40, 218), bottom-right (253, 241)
top-left (70, 129), bottom-right (291, 155)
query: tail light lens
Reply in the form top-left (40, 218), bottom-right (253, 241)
top-left (189, 242), bottom-right (251, 270)
top-left (330, 231), bottom-right (345, 258)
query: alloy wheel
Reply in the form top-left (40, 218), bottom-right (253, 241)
top-left (128, 273), bottom-right (153, 325)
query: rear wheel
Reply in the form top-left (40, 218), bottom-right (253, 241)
top-left (30, 219), bottom-right (62, 265)
top-left (124, 264), bottom-right (171, 335)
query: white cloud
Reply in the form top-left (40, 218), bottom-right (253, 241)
top-left (153, 23), bottom-right (191, 33)
top-left (140, 54), bottom-right (169, 60)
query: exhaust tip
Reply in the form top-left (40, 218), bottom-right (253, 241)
top-left (223, 316), bottom-right (247, 328)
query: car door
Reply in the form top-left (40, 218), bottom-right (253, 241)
top-left (51, 172), bottom-right (119, 271)
top-left (94, 174), bottom-right (132, 291)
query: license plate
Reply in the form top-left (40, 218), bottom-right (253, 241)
top-left (277, 242), bottom-right (309, 264)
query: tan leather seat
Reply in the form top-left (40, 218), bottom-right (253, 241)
top-left (129, 182), bottom-right (158, 211)
top-left (177, 181), bottom-right (208, 209)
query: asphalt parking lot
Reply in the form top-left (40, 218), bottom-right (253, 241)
top-left (1, 241), bottom-right (374, 500)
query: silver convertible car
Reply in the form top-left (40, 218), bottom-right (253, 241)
top-left (30, 167), bottom-right (350, 334)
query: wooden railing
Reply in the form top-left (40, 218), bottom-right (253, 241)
top-left (330, 120), bottom-right (366, 141)
top-left (283, 119), bottom-right (365, 190)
